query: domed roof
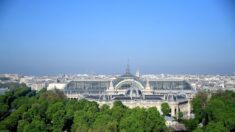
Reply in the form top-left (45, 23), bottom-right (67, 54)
top-left (113, 74), bottom-right (145, 88)
top-left (120, 62), bottom-right (137, 78)
top-left (120, 72), bottom-right (137, 78)
top-left (112, 64), bottom-right (145, 87)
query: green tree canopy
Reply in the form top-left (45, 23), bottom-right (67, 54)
top-left (161, 102), bottom-right (171, 116)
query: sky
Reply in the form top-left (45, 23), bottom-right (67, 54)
top-left (0, 0), bottom-right (235, 75)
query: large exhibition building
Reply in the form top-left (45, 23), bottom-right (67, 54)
top-left (62, 65), bottom-right (196, 119)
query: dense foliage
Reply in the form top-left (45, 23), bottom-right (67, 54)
top-left (1, 84), bottom-right (235, 132)
top-left (161, 102), bottom-right (170, 116)
top-left (0, 87), bottom-right (166, 132)
top-left (182, 91), bottom-right (235, 132)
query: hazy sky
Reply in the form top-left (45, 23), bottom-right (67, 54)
top-left (0, 0), bottom-right (235, 75)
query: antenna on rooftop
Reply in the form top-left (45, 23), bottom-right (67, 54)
top-left (126, 59), bottom-right (130, 74)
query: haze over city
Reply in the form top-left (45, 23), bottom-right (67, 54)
top-left (0, 0), bottom-right (235, 75)
top-left (1, 1), bottom-right (235, 132)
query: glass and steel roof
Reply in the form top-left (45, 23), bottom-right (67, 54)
top-left (64, 65), bottom-right (194, 94)
top-left (149, 81), bottom-right (192, 90)
top-left (64, 81), bottom-right (109, 94)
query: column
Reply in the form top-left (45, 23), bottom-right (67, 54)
top-left (188, 99), bottom-right (191, 119)
top-left (171, 106), bottom-right (175, 117)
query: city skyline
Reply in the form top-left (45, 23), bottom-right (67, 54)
top-left (1, 1), bottom-right (235, 131)
top-left (1, 0), bottom-right (235, 75)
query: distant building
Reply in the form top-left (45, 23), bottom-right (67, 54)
top-left (135, 70), bottom-right (140, 77)
top-left (31, 83), bottom-right (46, 91)
top-left (47, 83), bottom-right (67, 90)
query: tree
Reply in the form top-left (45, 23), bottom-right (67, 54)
top-left (0, 104), bottom-right (8, 118)
top-left (52, 110), bottom-right (66, 131)
top-left (17, 119), bottom-right (30, 132)
top-left (39, 90), bottom-right (66, 103)
top-left (205, 121), bottom-right (229, 132)
top-left (113, 101), bottom-right (126, 109)
top-left (11, 96), bottom-right (31, 109)
top-left (182, 91), bottom-right (235, 131)
top-left (0, 104), bottom-right (28, 131)
top-left (28, 103), bottom-right (46, 119)
top-left (3, 83), bottom-right (235, 132)
top-left (46, 102), bottom-right (65, 120)
top-left (161, 102), bottom-right (171, 116)
top-left (92, 114), bottom-right (117, 131)
top-left (64, 100), bottom-right (79, 131)
top-left (145, 107), bottom-right (166, 132)
top-left (23, 117), bottom-right (47, 132)
top-left (192, 91), bottom-right (209, 124)
top-left (72, 111), bottom-right (92, 132)
top-left (193, 128), bottom-right (203, 132)
top-left (111, 101), bottom-right (128, 123)
top-left (178, 112), bottom-right (183, 121)
top-left (119, 107), bottom-right (147, 132)
top-left (182, 119), bottom-right (198, 131)
top-left (206, 91), bottom-right (235, 130)
top-left (100, 104), bottom-right (110, 113)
